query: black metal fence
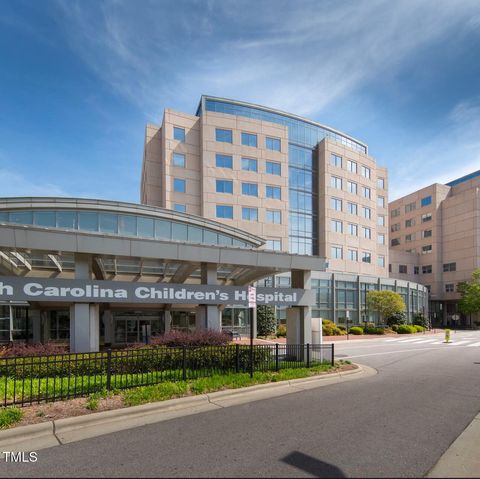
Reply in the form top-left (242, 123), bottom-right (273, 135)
top-left (0, 343), bottom-right (334, 407)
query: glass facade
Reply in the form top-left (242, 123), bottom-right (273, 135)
top-left (203, 98), bottom-right (367, 255)
top-left (0, 210), bottom-right (254, 248)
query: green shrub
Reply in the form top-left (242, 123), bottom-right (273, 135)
top-left (397, 324), bottom-right (417, 334)
top-left (0, 407), bottom-right (23, 429)
top-left (412, 313), bottom-right (429, 328)
top-left (256, 305), bottom-right (277, 337)
top-left (414, 325), bottom-right (425, 333)
top-left (276, 324), bottom-right (287, 338)
top-left (391, 324), bottom-right (399, 332)
top-left (386, 311), bottom-right (407, 327)
top-left (322, 320), bottom-right (347, 336)
top-left (349, 326), bottom-right (363, 335)
top-left (365, 327), bottom-right (385, 335)
top-left (337, 325), bottom-right (347, 331)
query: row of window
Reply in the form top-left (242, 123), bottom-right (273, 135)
top-left (391, 238), bottom-right (433, 253)
top-left (390, 196), bottom-right (432, 218)
top-left (214, 180), bottom-right (282, 199)
top-left (216, 205), bottom-right (282, 224)
top-left (330, 176), bottom-right (385, 206)
top-left (330, 220), bottom-right (385, 243)
top-left (330, 197), bottom-right (386, 225)
top-left (390, 213), bottom-right (432, 232)
top-left (390, 229), bottom-right (433, 241)
top-left (330, 154), bottom-right (384, 188)
top-left (330, 246), bottom-right (385, 266)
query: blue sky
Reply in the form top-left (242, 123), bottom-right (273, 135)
top-left (1, 0), bottom-right (479, 201)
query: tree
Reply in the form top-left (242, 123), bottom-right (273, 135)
top-left (366, 290), bottom-right (406, 325)
top-left (458, 269), bottom-right (480, 318)
top-left (256, 305), bottom-right (277, 337)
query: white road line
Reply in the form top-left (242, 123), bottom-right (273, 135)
top-left (448, 341), bottom-right (472, 346)
top-left (406, 339), bottom-right (438, 344)
top-left (466, 342), bottom-right (480, 347)
top-left (385, 338), bottom-right (403, 342)
top-left (396, 338), bottom-right (432, 343)
top-left (344, 347), bottom-right (444, 359)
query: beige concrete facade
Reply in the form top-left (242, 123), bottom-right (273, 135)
top-left (317, 138), bottom-right (388, 276)
top-left (389, 174), bottom-right (480, 324)
top-left (141, 101), bottom-right (389, 277)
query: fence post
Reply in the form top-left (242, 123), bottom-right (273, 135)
top-left (331, 343), bottom-right (335, 367)
top-left (275, 343), bottom-right (279, 372)
top-left (182, 346), bottom-right (187, 381)
top-left (106, 348), bottom-right (112, 391)
top-left (235, 343), bottom-right (240, 373)
top-left (306, 343), bottom-right (310, 368)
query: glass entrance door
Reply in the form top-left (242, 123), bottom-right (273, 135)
top-left (112, 311), bottom-right (164, 345)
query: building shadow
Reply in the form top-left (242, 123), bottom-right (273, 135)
top-left (282, 451), bottom-right (346, 478)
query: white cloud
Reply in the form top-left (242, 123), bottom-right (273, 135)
top-left (0, 169), bottom-right (70, 198)
top-left (52, 0), bottom-right (480, 120)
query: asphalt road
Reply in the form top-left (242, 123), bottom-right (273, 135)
top-left (2, 330), bottom-right (480, 478)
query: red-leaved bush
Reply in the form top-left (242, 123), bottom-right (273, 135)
top-left (0, 342), bottom-right (69, 358)
top-left (148, 330), bottom-right (231, 347)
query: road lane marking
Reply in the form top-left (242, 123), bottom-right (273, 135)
top-left (406, 339), bottom-right (438, 344)
top-left (343, 347), bottom-right (444, 359)
top-left (467, 342), bottom-right (480, 347)
top-left (396, 337), bottom-right (433, 343)
top-left (448, 341), bottom-right (472, 346)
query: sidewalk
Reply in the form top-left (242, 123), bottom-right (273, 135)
top-left (427, 412), bottom-right (480, 477)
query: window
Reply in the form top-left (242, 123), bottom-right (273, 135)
top-left (266, 185), bottom-right (281, 199)
top-left (391, 238), bottom-right (400, 246)
top-left (421, 195), bottom-right (432, 207)
top-left (266, 239), bottom-right (281, 251)
top-left (378, 215), bottom-right (385, 226)
top-left (443, 262), bottom-right (456, 272)
top-left (377, 196), bottom-right (385, 208)
top-left (422, 229), bottom-right (432, 238)
top-left (216, 128), bottom-right (232, 143)
top-left (361, 166), bottom-right (371, 179)
top-left (405, 233), bottom-right (416, 242)
top-left (414, 266), bottom-right (419, 275)
top-left (389, 264), bottom-right (392, 273)
top-left (405, 218), bottom-right (415, 228)
top-left (362, 252), bottom-right (371, 263)
top-left (331, 176), bottom-right (342, 189)
top-left (265, 136), bottom-right (281, 151)
top-left (331, 153), bottom-right (342, 168)
top-left (173, 127), bottom-right (185, 142)
top-left (399, 265), bottom-right (408, 274)
top-left (347, 160), bottom-right (357, 173)
top-left (331, 219), bottom-right (343, 233)
top-left (173, 178), bottom-right (186, 193)
top-left (445, 283), bottom-right (454, 293)
top-left (347, 202), bottom-right (357, 215)
top-left (422, 265), bottom-right (432, 274)
top-left (216, 154), bottom-right (233, 168)
top-left (331, 197), bottom-right (343, 211)
top-left (377, 234), bottom-right (385, 244)
top-left (348, 223), bottom-right (358, 236)
top-left (391, 208), bottom-right (400, 218)
top-left (377, 256), bottom-right (385, 267)
top-left (425, 285), bottom-right (431, 293)
top-left (216, 180), bottom-right (233, 194)
top-left (216, 205), bottom-right (233, 219)
top-left (362, 186), bottom-right (371, 199)
top-left (267, 209), bottom-right (281, 224)
top-left (241, 132), bottom-right (257, 147)
top-left (266, 161), bottom-right (281, 175)
top-left (422, 213), bottom-right (432, 222)
top-left (348, 249), bottom-right (358, 262)
top-left (391, 223), bottom-right (400, 232)
top-left (174, 204), bottom-right (186, 213)
top-left (172, 153), bottom-right (185, 168)
top-left (242, 207), bottom-right (258, 221)
top-left (241, 182), bottom-right (258, 196)
top-left (422, 245), bottom-right (432, 254)
top-left (405, 202), bottom-right (416, 213)
top-left (241, 158), bottom-right (257, 172)
top-left (331, 246), bottom-right (343, 259)
top-left (377, 178), bottom-right (385, 189)
top-left (362, 227), bottom-right (372, 239)
top-left (347, 181), bottom-right (357, 194)
top-left (363, 206), bottom-right (372, 219)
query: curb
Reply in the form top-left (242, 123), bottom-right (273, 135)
top-left (0, 364), bottom-right (376, 452)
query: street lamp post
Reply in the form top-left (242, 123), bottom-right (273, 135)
top-left (346, 310), bottom-right (350, 340)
